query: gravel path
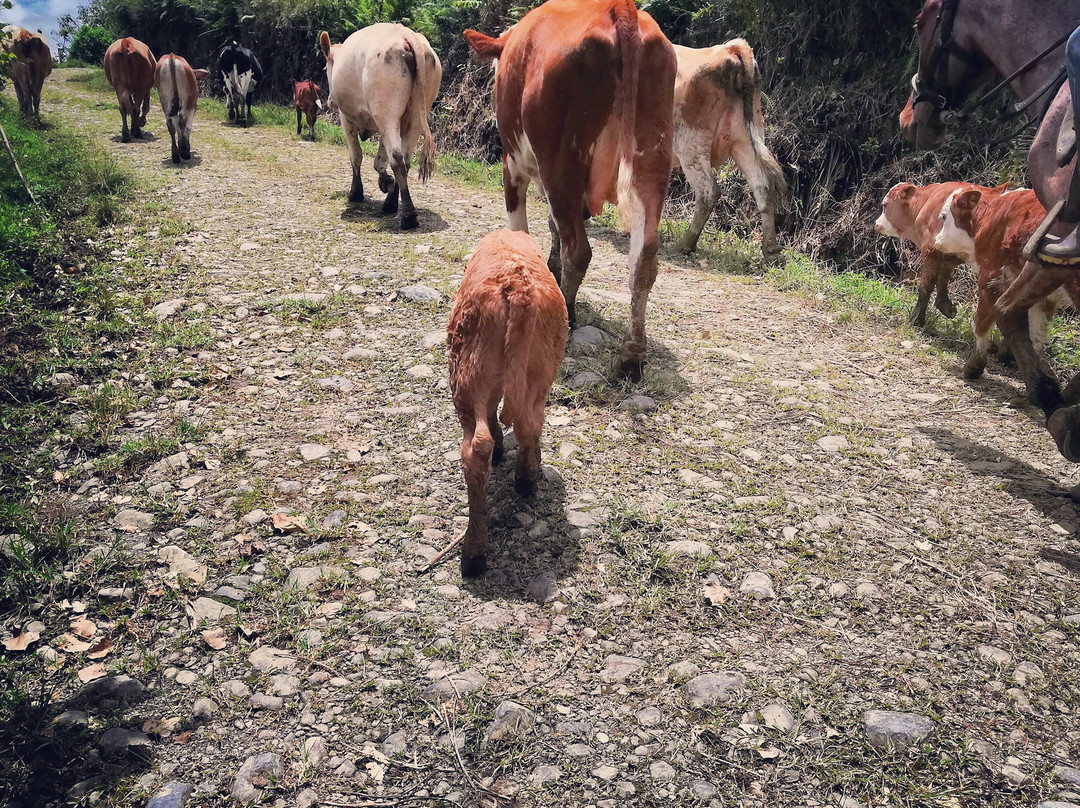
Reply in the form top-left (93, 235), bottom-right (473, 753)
top-left (19, 69), bottom-right (1080, 808)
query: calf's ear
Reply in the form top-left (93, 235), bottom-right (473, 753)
top-left (956, 189), bottom-right (982, 213)
top-left (896, 182), bottom-right (917, 200)
top-left (464, 29), bottom-right (503, 63)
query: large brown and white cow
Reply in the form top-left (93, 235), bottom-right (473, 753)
top-left (103, 37), bottom-right (157, 142)
top-left (465, 0), bottom-right (677, 379)
top-left (319, 25), bottom-right (441, 230)
top-left (2, 25), bottom-right (53, 121)
top-left (671, 40), bottom-right (786, 259)
top-left (154, 55), bottom-right (209, 164)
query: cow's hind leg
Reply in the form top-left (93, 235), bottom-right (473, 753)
top-left (297, 109), bottom-right (302, 136)
top-left (550, 199), bottom-right (591, 330)
top-left (730, 139), bottom-right (780, 261)
top-left (386, 138), bottom-right (418, 230)
top-left (166, 117), bottom-right (180, 164)
top-left (177, 114), bottom-right (191, 161)
top-left (512, 391), bottom-right (545, 497)
top-left (376, 140), bottom-right (401, 216)
top-left (547, 213), bottom-right (562, 287)
top-left (343, 123), bottom-right (364, 203)
top-left (129, 94), bottom-right (143, 140)
top-left (620, 185), bottom-right (664, 380)
top-left (674, 156), bottom-right (717, 254)
top-left (116, 89), bottom-right (131, 142)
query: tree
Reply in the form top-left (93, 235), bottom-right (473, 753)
top-left (68, 25), bottom-right (114, 65)
top-left (55, 14), bottom-right (77, 63)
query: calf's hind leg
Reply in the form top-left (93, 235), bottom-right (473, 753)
top-left (459, 411), bottom-right (494, 577)
top-left (674, 154), bottom-right (718, 254)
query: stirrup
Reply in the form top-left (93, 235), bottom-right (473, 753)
top-left (1024, 199), bottom-right (1066, 262)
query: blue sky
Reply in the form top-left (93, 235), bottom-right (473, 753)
top-left (3, 0), bottom-right (81, 49)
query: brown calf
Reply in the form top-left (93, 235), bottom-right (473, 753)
top-left (875, 181), bottom-right (1009, 326)
top-left (935, 188), bottom-right (1079, 383)
top-left (447, 229), bottom-right (569, 577)
top-left (294, 80), bottom-right (322, 139)
top-left (104, 38), bottom-right (157, 142)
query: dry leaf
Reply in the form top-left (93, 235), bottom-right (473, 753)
top-left (147, 587), bottom-right (165, 597)
top-left (77, 663), bottom-right (107, 682)
top-left (70, 617), bottom-right (96, 638)
top-left (71, 601), bottom-right (86, 613)
top-left (238, 536), bottom-right (268, 557)
top-left (143, 716), bottom-right (180, 737)
top-left (56, 633), bottom-right (91, 653)
top-left (271, 513), bottom-right (307, 533)
top-left (175, 731), bottom-right (193, 744)
top-left (3, 631), bottom-right (40, 652)
top-left (86, 638), bottom-right (114, 659)
top-left (202, 628), bottom-right (228, 650)
top-left (702, 575), bottom-right (730, 607)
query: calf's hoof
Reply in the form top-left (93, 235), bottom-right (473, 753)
top-left (514, 475), bottom-right (537, 497)
top-left (907, 307), bottom-right (928, 328)
top-left (936, 300), bottom-right (958, 319)
top-left (460, 552), bottom-right (487, 578)
top-left (171, 149), bottom-right (181, 164)
top-left (962, 356), bottom-right (986, 380)
top-left (401, 212), bottom-right (419, 231)
top-left (1048, 407), bottom-right (1080, 462)
top-left (617, 355), bottom-right (644, 382)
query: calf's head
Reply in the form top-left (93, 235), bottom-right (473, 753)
top-left (933, 188), bottom-right (980, 261)
top-left (875, 182), bottom-right (917, 239)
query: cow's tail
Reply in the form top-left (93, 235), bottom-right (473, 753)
top-left (498, 276), bottom-right (539, 429)
top-left (166, 57), bottom-right (180, 118)
top-left (613, 0), bottom-right (643, 233)
top-left (402, 37), bottom-right (437, 183)
top-left (726, 39), bottom-right (787, 214)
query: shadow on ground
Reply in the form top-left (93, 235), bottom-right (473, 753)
top-left (458, 433), bottom-right (581, 604)
top-left (339, 200), bottom-right (448, 234)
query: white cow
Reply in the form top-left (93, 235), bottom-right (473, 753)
top-left (155, 54), bottom-right (209, 163)
top-left (319, 24), bottom-right (441, 230)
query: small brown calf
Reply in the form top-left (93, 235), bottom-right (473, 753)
top-left (447, 229), bottom-right (568, 577)
top-left (293, 80), bottom-right (322, 139)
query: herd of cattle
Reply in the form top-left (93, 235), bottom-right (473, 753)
top-left (2, 0), bottom-right (1079, 572)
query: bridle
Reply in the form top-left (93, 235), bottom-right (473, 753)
top-left (911, 0), bottom-right (1070, 130)
top-left (911, 0), bottom-right (985, 122)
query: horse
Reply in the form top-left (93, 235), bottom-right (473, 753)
top-left (900, 0), bottom-right (1080, 461)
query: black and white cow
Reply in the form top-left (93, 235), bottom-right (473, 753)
top-left (219, 42), bottom-right (263, 126)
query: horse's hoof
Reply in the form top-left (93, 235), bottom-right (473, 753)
top-left (382, 198), bottom-right (399, 215)
top-left (1048, 407), bottom-right (1080, 462)
top-left (348, 191), bottom-right (364, 204)
top-left (460, 552), bottom-right (487, 578)
top-left (401, 213), bottom-right (419, 231)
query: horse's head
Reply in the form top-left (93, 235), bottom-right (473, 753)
top-left (901, 0), bottom-right (991, 150)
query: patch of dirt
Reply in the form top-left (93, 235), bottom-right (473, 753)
top-left (7, 69), bottom-right (1079, 808)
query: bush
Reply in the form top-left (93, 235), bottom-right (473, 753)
top-left (68, 25), bottom-right (114, 65)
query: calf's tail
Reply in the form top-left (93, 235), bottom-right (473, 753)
top-left (498, 281), bottom-right (539, 429)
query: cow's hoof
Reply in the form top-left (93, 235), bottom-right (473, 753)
top-left (962, 356), bottom-right (986, 380)
top-left (936, 300), bottom-right (958, 319)
top-left (382, 197), bottom-right (399, 215)
top-left (460, 552), bottom-right (487, 578)
top-left (401, 213), bottom-right (419, 231)
top-left (762, 243), bottom-right (781, 263)
top-left (514, 475), bottom-right (537, 497)
top-left (617, 356), bottom-right (644, 382)
top-left (908, 308), bottom-right (928, 328)
top-left (171, 151), bottom-right (181, 164)
top-left (121, 132), bottom-right (131, 143)
top-left (1048, 407), bottom-right (1080, 462)
top-left (180, 149), bottom-right (191, 161)
top-left (675, 239), bottom-right (695, 255)
top-left (378, 174), bottom-right (395, 194)
top-left (138, 115), bottom-right (147, 126)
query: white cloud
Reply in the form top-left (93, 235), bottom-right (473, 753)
top-left (3, 0), bottom-right (82, 51)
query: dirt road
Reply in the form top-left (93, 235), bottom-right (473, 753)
top-left (26, 69), bottom-right (1080, 807)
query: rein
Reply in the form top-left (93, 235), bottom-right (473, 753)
top-left (914, 0), bottom-right (1070, 133)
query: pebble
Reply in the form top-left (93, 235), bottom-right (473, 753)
top-left (251, 694), bottom-right (284, 711)
top-left (759, 702), bottom-right (797, 732)
top-left (175, 670), bottom-right (198, 686)
top-left (397, 283), bottom-right (442, 302)
top-left (187, 597), bottom-right (237, 624)
top-left (691, 781), bottom-right (718, 799)
top-left (422, 670), bottom-right (487, 698)
top-left (600, 655), bottom-right (646, 683)
top-left (483, 701), bottom-right (536, 745)
top-left (316, 375), bottom-right (354, 392)
top-left (650, 760), bottom-right (676, 781)
top-left (299, 443), bottom-right (332, 461)
top-left (664, 540), bottom-right (713, 557)
top-left (565, 743), bottom-right (593, 758)
top-left (191, 698), bottom-right (217, 722)
top-left (593, 765), bottom-right (618, 780)
top-left (740, 571), bottom-right (776, 600)
top-left (147, 782), bottom-right (195, 808)
top-left (248, 646), bottom-right (296, 673)
top-left (617, 394), bottom-right (657, 413)
top-left (296, 788), bottom-right (319, 808)
top-left (815, 435), bottom-right (849, 452)
top-left (382, 730), bottom-right (408, 757)
top-left (113, 509), bottom-right (153, 532)
top-left (221, 680), bottom-right (251, 698)
top-left (99, 728), bottom-right (151, 759)
top-left (532, 765), bottom-right (562, 784)
top-left (525, 571), bottom-right (559, 604)
top-left (568, 370), bottom-right (605, 389)
top-left (569, 325), bottom-right (609, 349)
top-left (269, 674), bottom-right (301, 696)
top-left (74, 675), bottom-right (145, 707)
top-left (231, 752), bottom-right (283, 804)
top-left (636, 707), bottom-right (663, 727)
top-left (682, 672), bottom-right (746, 708)
top-left (977, 645), bottom-right (1012, 666)
top-left (302, 736), bottom-right (327, 768)
top-left (286, 565), bottom-right (344, 591)
top-left (863, 710), bottom-right (934, 750)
